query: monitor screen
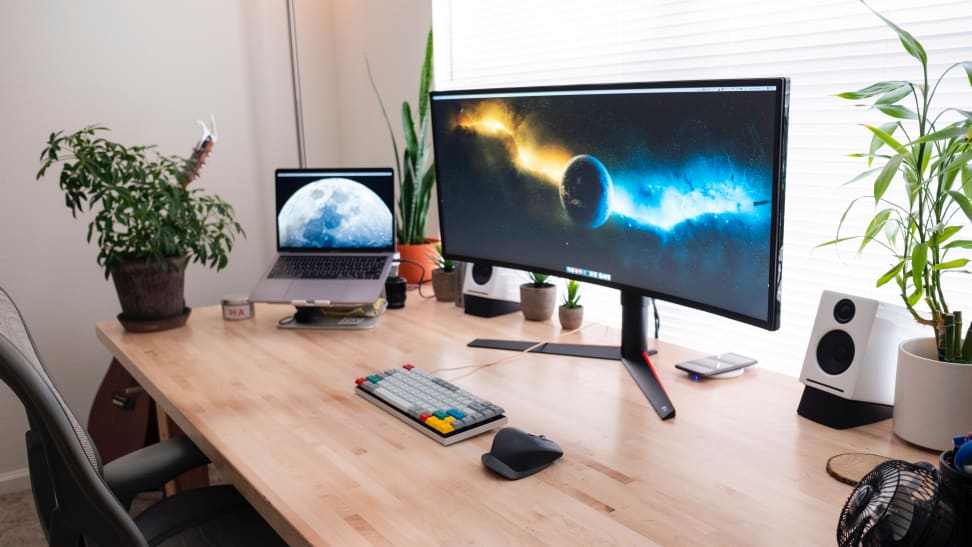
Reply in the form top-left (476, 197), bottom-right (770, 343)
top-left (430, 78), bottom-right (789, 330)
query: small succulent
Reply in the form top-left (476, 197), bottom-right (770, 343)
top-left (562, 279), bottom-right (582, 308)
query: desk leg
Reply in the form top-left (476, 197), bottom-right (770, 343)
top-left (155, 405), bottom-right (210, 495)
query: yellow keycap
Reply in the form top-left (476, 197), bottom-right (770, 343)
top-left (425, 417), bottom-right (454, 434)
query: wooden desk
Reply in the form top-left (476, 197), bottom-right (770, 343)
top-left (97, 297), bottom-right (935, 546)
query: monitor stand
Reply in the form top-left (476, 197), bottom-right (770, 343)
top-left (468, 291), bottom-right (675, 420)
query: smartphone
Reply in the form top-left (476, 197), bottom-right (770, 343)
top-left (675, 353), bottom-right (757, 377)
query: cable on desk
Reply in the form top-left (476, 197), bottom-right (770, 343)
top-left (394, 258), bottom-right (434, 299)
top-left (430, 321), bottom-right (597, 383)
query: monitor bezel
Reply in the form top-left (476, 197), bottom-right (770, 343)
top-left (430, 77), bottom-right (789, 331)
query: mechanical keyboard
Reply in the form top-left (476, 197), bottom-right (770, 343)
top-left (354, 364), bottom-right (507, 445)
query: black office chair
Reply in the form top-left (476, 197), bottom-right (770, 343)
top-left (0, 286), bottom-right (287, 546)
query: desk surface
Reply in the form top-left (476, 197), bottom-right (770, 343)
top-left (97, 297), bottom-right (935, 546)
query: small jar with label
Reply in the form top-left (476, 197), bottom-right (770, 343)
top-left (221, 294), bottom-right (254, 321)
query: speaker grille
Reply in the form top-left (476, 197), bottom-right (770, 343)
top-left (471, 263), bottom-right (492, 285)
top-left (833, 298), bottom-right (856, 324)
top-left (816, 329), bottom-right (855, 375)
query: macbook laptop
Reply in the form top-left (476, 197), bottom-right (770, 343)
top-left (250, 168), bottom-right (396, 305)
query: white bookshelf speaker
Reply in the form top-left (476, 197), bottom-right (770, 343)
top-left (462, 263), bottom-right (521, 317)
top-left (797, 290), bottom-right (920, 429)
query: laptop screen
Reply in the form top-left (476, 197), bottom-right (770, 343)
top-left (274, 168), bottom-right (395, 252)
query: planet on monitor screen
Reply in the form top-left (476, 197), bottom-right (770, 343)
top-left (278, 178), bottom-right (392, 248)
top-left (560, 154), bottom-right (613, 228)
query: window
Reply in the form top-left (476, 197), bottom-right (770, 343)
top-left (432, 0), bottom-right (972, 376)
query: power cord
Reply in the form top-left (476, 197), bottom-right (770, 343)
top-left (651, 297), bottom-right (660, 339)
top-left (430, 321), bottom-right (597, 382)
top-left (393, 258), bottom-right (434, 299)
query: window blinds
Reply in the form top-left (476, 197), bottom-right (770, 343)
top-left (431, 0), bottom-right (972, 376)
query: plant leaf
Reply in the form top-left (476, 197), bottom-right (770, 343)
top-left (837, 80), bottom-right (910, 100)
top-left (417, 28), bottom-right (433, 122)
top-left (867, 123), bottom-right (898, 168)
top-left (844, 166), bottom-right (883, 186)
top-left (911, 243), bottom-right (927, 291)
top-left (932, 258), bottom-right (970, 270)
top-left (863, 2), bottom-right (927, 66)
top-left (873, 103), bottom-right (918, 119)
top-left (931, 225), bottom-right (962, 245)
top-left (860, 209), bottom-right (892, 253)
top-left (908, 124), bottom-right (970, 145)
top-left (876, 84), bottom-right (912, 105)
top-left (944, 239), bottom-right (972, 250)
top-left (876, 261), bottom-right (904, 287)
top-left (864, 125), bottom-right (908, 154)
top-left (873, 154), bottom-right (903, 203)
top-left (949, 190), bottom-right (972, 223)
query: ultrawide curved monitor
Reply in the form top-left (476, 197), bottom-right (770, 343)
top-left (430, 78), bottom-right (789, 330)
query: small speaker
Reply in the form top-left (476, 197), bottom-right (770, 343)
top-left (797, 290), bottom-right (921, 429)
top-left (463, 263), bottom-right (521, 317)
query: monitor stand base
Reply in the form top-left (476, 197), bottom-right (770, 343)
top-left (467, 338), bottom-right (674, 420)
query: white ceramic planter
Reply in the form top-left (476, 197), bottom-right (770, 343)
top-left (893, 337), bottom-right (972, 451)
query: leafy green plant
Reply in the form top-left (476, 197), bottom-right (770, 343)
top-left (823, 2), bottom-right (972, 363)
top-left (367, 28), bottom-right (435, 245)
top-left (429, 242), bottom-right (455, 272)
top-left (526, 272), bottom-right (552, 288)
top-left (562, 279), bottom-right (582, 308)
top-left (36, 125), bottom-right (245, 278)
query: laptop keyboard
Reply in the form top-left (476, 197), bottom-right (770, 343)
top-left (268, 255), bottom-right (387, 280)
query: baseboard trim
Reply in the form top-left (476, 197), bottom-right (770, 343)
top-left (0, 468), bottom-right (30, 495)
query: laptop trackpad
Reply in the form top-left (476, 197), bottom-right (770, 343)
top-left (284, 280), bottom-right (348, 304)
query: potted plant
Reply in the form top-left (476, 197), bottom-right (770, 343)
top-left (520, 272), bottom-right (556, 321)
top-left (36, 124), bottom-right (244, 332)
top-left (824, 2), bottom-right (972, 449)
top-left (429, 243), bottom-right (457, 302)
top-left (558, 279), bottom-right (583, 330)
top-left (368, 29), bottom-right (437, 284)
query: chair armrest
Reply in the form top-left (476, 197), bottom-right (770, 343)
top-left (103, 435), bottom-right (209, 508)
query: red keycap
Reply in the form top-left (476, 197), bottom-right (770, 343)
top-left (418, 412), bottom-right (432, 422)
top-left (403, 364), bottom-right (414, 370)
top-left (355, 377), bottom-right (367, 385)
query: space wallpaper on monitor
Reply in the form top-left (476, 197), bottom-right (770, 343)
top-left (432, 86), bottom-right (783, 322)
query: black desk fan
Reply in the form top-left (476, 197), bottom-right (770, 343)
top-left (837, 460), bottom-right (956, 546)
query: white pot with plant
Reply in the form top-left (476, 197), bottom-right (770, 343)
top-left (825, 2), bottom-right (972, 450)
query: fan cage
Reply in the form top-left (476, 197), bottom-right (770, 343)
top-left (837, 459), bottom-right (954, 547)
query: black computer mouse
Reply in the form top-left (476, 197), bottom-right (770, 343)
top-left (481, 427), bottom-right (563, 480)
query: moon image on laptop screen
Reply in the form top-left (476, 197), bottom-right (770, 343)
top-left (278, 178), bottom-right (393, 249)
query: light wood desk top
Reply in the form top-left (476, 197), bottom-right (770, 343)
top-left (97, 297), bottom-right (935, 546)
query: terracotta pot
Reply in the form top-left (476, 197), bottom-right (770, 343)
top-left (559, 305), bottom-right (583, 330)
top-left (397, 239), bottom-right (439, 284)
top-left (431, 268), bottom-right (458, 302)
top-left (519, 283), bottom-right (556, 321)
top-left (110, 256), bottom-right (189, 332)
top-left (893, 337), bottom-right (972, 451)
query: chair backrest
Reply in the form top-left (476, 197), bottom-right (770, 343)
top-left (0, 286), bottom-right (146, 546)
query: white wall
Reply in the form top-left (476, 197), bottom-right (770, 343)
top-left (0, 0), bottom-right (431, 489)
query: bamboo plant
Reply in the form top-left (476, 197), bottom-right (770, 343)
top-left (823, 2), bottom-right (972, 362)
top-left (367, 29), bottom-right (435, 245)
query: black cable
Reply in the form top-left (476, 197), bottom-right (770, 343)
top-left (393, 258), bottom-right (434, 299)
top-left (651, 297), bottom-right (660, 339)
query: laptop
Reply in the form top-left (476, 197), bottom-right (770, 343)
top-left (250, 168), bottom-right (396, 306)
